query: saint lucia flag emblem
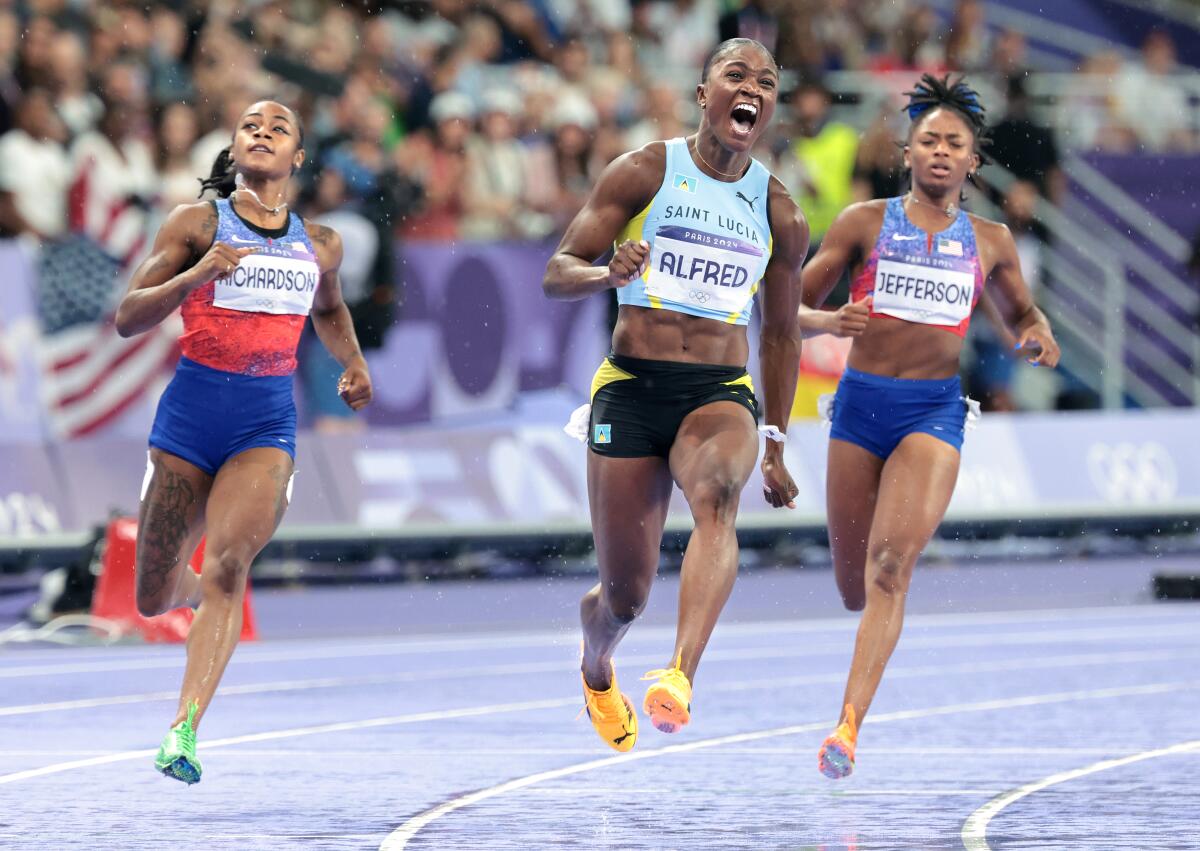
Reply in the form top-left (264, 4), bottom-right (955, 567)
top-left (593, 424), bottom-right (612, 444)
top-left (673, 173), bottom-right (698, 193)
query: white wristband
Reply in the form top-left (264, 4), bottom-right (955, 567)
top-left (758, 425), bottom-right (787, 444)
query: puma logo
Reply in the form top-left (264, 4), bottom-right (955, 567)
top-left (736, 191), bottom-right (759, 212)
top-left (612, 730), bottom-right (633, 746)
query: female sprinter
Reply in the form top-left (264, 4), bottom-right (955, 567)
top-left (543, 39), bottom-right (807, 752)
top-left (115, 100), bottom-right (373, 783)
top-left (800, 75), bottom-right (1059, 778)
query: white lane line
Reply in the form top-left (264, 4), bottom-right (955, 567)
top-left (378, 680), bottom-right (1200, 851)
top-left (5, 645), bottom-right (1194, 719)
top-left (1, 619), bottom-right (1194, 681)
top-left (960, 739), bottom-right (1200, 851)
top-left (0, 697), bottom-right (578, 786)
top-left (0, 602), bottom-right (1191, 671)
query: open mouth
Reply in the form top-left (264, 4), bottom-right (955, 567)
top-left (249, 144), bottom-right (273, 154)
top-left (930, 163), bottom-right (951, 177)
top-left (729, 102), bottom-right (758, 138)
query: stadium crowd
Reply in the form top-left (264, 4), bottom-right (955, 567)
top-left (0, 0), bottom-right (1196, 416)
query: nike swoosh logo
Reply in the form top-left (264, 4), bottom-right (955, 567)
top-left (891, 234), bottom-right (920, 241)
top-left (230, 235), bottom-right (258, 244)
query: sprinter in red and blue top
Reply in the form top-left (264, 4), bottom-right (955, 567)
top-left (799, 75), bottom-right (1059, 779)
top-left (115, 100), bottom-right (372, 785)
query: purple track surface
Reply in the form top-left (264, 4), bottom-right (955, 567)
top-left (1, 556), bottom-right (1198, 850)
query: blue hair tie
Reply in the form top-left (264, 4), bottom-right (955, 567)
top-left (906, 102), bottom-right (934, 121)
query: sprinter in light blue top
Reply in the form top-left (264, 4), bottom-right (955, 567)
top-left (616, 137), bottom-right (773, 325)
top-left (543, 38), bottom-right (810, 759)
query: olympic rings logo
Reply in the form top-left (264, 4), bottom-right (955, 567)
top-left (688, 290), bottom-right (712, 304)
top-left (1086, 441), bottom-right (1177, 504)
top-left (257, 299), bottom-right (276, 309)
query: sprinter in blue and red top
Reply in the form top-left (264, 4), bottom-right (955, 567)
top-left (115, 100), bottom-right (372, 785)
top-left (799, 76), bottom-right (1059, 779)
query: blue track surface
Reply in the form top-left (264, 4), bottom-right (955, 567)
top-left (1, 559), bottom-right (1198, 850)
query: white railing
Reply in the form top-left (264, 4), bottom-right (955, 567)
top-left (817, 70), bottom-right (1198, 408)
top-left (980, 162), bottom-right (1195, 408)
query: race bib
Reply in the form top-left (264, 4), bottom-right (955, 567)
top-left (212, 249), bottom-right (320, 316)
top-left (644, 226), bottom-right (763, 315)
top-left (872, 258), bottom-right (974, 327)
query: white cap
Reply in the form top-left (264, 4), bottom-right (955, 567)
top-left (481, 88), bottom-right (523, 118)
top-left (550, 94), bottom-right (597, 130)
top-left (429, 91), bottom-right (475, 123)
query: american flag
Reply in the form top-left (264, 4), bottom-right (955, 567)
top-left (35, 233), bottom-right (179, 439)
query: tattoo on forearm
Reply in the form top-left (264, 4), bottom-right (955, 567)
top-left (137, 469), bottom-right (197, 600)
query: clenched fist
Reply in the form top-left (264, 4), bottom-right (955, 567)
top-left (607, 240), bottom-right (650, 288)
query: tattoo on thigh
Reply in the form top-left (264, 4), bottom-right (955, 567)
top-left (138, 469), bottom-right (197, 598)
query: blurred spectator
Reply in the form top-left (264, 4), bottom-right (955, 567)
top-left (298, 167), bottom-right (384, 434)
top-left (867, 5), bottom-right (946, 75)
top-left (587, 68), bottom-right (633, 167)
top-left (48, 31), bottom-right (101, 137)
top-left (1058, 51), bottom-right (1137, 153)
top-left (967, 180), bottom-right (1045, 411)
top-left (1114, 29), bottom-right (1194, 153)
top-left (551, 34), bottom-right (592, 104)
top-left (526, 94), bottom-right (601, 236)
top-left (625, 81), bottom-right (689, 151)
top-left (448, 14), bottom-right (507, 107)
top-left (0, 11), bottom-right (21, 137)
top-left (155, 102), bottom-right (201, 212)
top-left (989, 75), bottom-right (1063, 201)
top-left (192, 93), bottom-right (253, 184)
top-left (944, 0), bottom-right (989, 72)
top-left (462, 89), bottom-right (545, 240)
top-left (776, 80), bottom-right (858, 244)
top-left (544, 0), bottom-right (631, 39)
top-left (988, 28), bottom-right (1028, 80)
top-left (324, 98), bottom-right (396, 207)
top-left (67, 91), bottom-right (157, 269)
top-left (489, 0), bottom-right (555, 63)
top-left (399, 92), bottom-right (473, 240)
top-left (0, 88), bottom-right (70, 240)
top-left (719, 0), bottom-right (779, 55)
top-left (16, 16), bottom-right (58, 90)
top-left (852, 105), bottom-right (905, 202)
top-left (643, 0), bottom-right (721, 85)
top-left (149, 8), bottom-right (194, 106)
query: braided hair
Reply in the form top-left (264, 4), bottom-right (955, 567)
top-left (197, 102), bottom-right (305, 199)
top-left (198, 145), bottom-right (236, 198)
top-left (902, 73), bottom-right (990, 193)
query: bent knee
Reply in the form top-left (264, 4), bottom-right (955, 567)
top-left (840, 591), bottom-right (865, 612)
top-left (688, 476), bottom-right (743, 524)
top-left (135, 593), bottom-right (169, 618)
top-left (202, 551), bottom-right (252, 597)
top-left (596, 582), bottom-right (651, 625)
top-left (867, 545), bottom-right (917, 596)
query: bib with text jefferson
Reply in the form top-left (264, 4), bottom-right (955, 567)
top-left (616, 137), bottom-right (773, 325)
top-left (850, 196), bottom-right (985, 338)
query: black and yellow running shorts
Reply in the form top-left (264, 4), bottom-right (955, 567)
top-left (588, 354), bottom-right (760, 458)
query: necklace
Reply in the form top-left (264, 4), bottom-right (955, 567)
top-left (692, 139), bottom-right (746, 180)
top-left (234, 173), bottom-right (287, 216)
top-left (907, 191), bottom-right (957, 218)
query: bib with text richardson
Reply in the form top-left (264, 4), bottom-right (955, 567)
top-left (212, 243), bottom-right (320, 316)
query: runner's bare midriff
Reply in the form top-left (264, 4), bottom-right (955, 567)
top-left (612, 304), bottom-right (750, 366)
